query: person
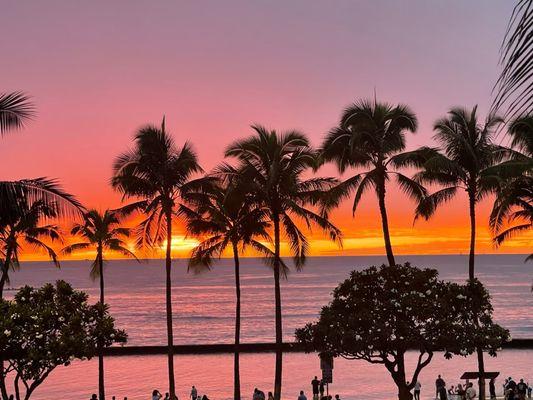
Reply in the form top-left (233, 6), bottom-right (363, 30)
top-left (334, 395), bottom-right (340, 400)
top-left (319, 380), bottom-right (325, 399)
top-left (124, 398), bottom-right (128, 400)
top-left (312, 376), bottom-right (320, 400)
top-left (202, 395), bottom-right (209, 400)
top-left (489, 378), bottom-right (497, 399)
top-left (8, 396), bottom-right (14, 400)
top-left (164, 393), bottom-right (170, 400)
top-left (112, 397), bottom-right (116, 400)
top-left (153, 390), bottom-right (163, 400)
top-left (298, 391), bottom-right (308, 400)
top-left (449, 386), bottom-right (455, 396)
top-left (466, 383), bottom-right (477, 400)
top-left (528, 383), bottom-right (532, 399)
top-left (436, 375), bottom-right (446, 398)
top-left (508, 378), bottom-right (517, 400)
top-left (91, 395), bottom-right (98, 400)
top-left (414, 380), bottom-right (421, 400)
top-left (439, 384), bottom-right (448, 400)
top-left (257, 388), bottom-right (266, 400)
top-left (518, 379), bottom-right (528, 400)
top-left (191, 386), bottom-right (198, 400)
top-left (253, 389), bottom-right (260, 400)
top-left (268, 392), bottom-right (275, 400)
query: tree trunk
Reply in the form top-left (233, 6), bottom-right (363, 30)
top-left (377, 178), bottom-right (395, 266)
top-left (273, 215), bottom-right (283, 400)
top-left (468, 192), bottom-right (476, 281)
top-left (468, 192), bottom-right (486, 400)
top-left (98, 248), bottom-right (105, 400)
top-left (232, 241), bottom-right (241, 400)
top-left (165, 209), bottom-right (177, 400)
top-left (398, 385), bottom-right (413, 400)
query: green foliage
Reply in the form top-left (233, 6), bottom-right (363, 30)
top-left (0, 281), bottom-right (126, 400)
top-left (296, 263), bottom-right (509, 398)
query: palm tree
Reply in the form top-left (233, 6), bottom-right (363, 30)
top-left (0, 91), bottom-right (34, 135)
top-left (0, 91), bottom-right (81, 217)
top-left (111, 121), bottom-right (203, 400)
top-left (225, 125), bottom-right (342, 400)
top-left (489, 115), bottom-right (533, 261)
top-left (62, 209), bottom-right (138, 400)
top-left (415, 106), bottom-right (509, 400)
top-left (493, 0), bottom-right (533, 119)
top-left (0, 199), bottom-right (61, 298)
top-left (320, 100), bottom-right (432, 266)
top-left (181, 177), bottom-right (277, 400)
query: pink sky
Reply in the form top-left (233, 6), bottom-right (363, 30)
top-left (3, 1), bottom-right (528, 257)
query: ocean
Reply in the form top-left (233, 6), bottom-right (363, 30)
top-left (4, 254), bottom-right (533, 399)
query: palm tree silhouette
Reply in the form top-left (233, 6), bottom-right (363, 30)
top-left (181, 177), bottom-right (277, 400)
top-left (62, 209), bottom-right (138, 400)
top-left (489, 115), bottom-right (533, 261)
top-left (111, 120), bottom-right (203, 400)
top-left (0, 91), bottom-right (34, 135)
top-left (415, 106), bottom-right (511, 399)
top-left (0, 199), bottom-right (61, 298)
top-left (0, 91), bottom-right (82, 218)
top-left (320, 100), bottom-right (431, 266)
top-left (225, 125), bottom-right (341, 400)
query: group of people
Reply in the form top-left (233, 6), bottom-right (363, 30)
top-left (411, 374), bottom-right (532, 400)
top-left (503, 377), bottom-right (532, 400)
top-left (89, 385), bottom-right (211, 400)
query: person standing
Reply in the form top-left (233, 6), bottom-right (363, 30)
top-left (466, 383), bottom-right (477, 400)
top-left (319, 380), bottom-right (325, 399)
top-left (436, 375), bottom-right (446, 398)
top-left (164, 393), bottom-right (170, 400)
top-left (312, 377), bottom-right (320, 400)
top-left (414, 381), bottom-right (421, 400)
top-left (152, 390), bottom-right (163, 400)
top-left (190, 386), bottom-right (198, 400)
top-left (298, 391), bottom-right (308, 400)
top-left (268, 392), bottom-right (275, 400)
top-left (489, 378), bottom-right (496, 399)
top-left (518, 379), bottom-right (528, 400)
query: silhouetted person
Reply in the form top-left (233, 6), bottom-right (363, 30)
top-left (153, 390), bottom-right (163, 400)
top-left (436, 375), bottom-right (446, 398)
top-left (414, 380), bottom-right (421, 400)
top-left (319, 380), bottom-right (325, 398)
top-left (466, 382), bottom-right (477, 400)
top-left (312, 376), bottom-right (320, 400)
top-left (191, 386), bottom-right (198, 400)
top-left (518, 379), bottom-right (528, 400)
top-left (164, 393), bottom-right (170, 400)
top-left (202, 395), bottom-right (209, 400)
top-left (91, 395), bottom-right (97, 400)
top-left (298, 391), bottom-right (308, 400)
top-left (334, 395), bottom-right (340, 400)
top-left (268, 392), bottom-right (274, 400)
top-left (489, 378), bottom-right (496, 399)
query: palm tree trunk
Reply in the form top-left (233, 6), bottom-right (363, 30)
top-left (468, 192), bottom-right (476, 281)
top-left (165, 208), bottom-right (177, 400)
top-left (98, 249), bottom-right (105, 400)
top-left (273, 214), bottom-right (283, 400)
top-left (377, 178), bottom-right (395, 266)
top-left (468, 191), bottom-right (486, 400)
top-left (232, 241), bottom-right (241, 400)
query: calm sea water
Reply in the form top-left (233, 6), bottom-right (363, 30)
top-left (4, 255), bottom-right (533, 399)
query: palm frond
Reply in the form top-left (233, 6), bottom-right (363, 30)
top-left (0, 91), bottom-right (35, 135)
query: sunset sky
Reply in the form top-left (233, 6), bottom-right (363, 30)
top-left (2, 1), bottom-right (531, 259)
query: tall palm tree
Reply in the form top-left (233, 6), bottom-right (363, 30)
top-left (225, 125), bottom-right (342, 400)
top-left (181, 178), bottom-right (277, 400)
top-left (111, 122), bottom-right (203, 400)
top-left (320, 100), bottom-right (432, 266)
top-left (0, 199), bottom-right (61, 298)
top-left (62, 209), bottom-right (138, 400)
top-left (415, 106), bottom-right (509, 400)
top-left (489, 115), bottom-right (533, 261)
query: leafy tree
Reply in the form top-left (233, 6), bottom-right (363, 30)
top-left (320, 100), bottom-right (433, 266)
top-left (0, 281), bottom-right (127, 400)
top-left (225, 125), bottom-right (341, 400)
top-left (111, 121), bottom-right (203, 400)
top-left (296, 263), bottom-right (510, 400)
top-left (181, 177), bottom-right (276, 400)
top-left (62, 209), bottom-right (138, 400)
